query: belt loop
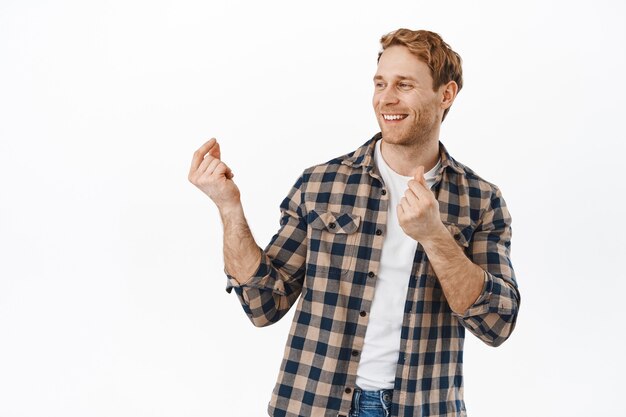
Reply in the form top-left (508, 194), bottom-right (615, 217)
top-left (351, 387), bottom-right (361, 415)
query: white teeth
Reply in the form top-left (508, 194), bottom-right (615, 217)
top-left (383, 114), bottom-right (406, 120)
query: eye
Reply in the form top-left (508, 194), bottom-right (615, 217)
top-left (398, 82), bottom-right (412, 90)
top-left (374, 82), bottom-right (386, 89)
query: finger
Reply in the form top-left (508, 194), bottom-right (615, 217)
top-left (396, 201), bottom-right (405, 218)
top-left (207, 140), bottom-right (221, 160)
top-left (414, 165), bottom-right (427, 187)
top-left (212, 161), bottom-right (233, 179)
top-left (407, 178), bottom-right (432, 201)
top-left (196, 153), bottom-right (218, 175)
top-left (202, 159), bottom-right (234, 183)
top-left (189, 138), bottom-right (217, 174)
top-left (403, 187), bottom-right (420, 207)
top-left (399, 196), bottom-right (412, 213)
top-left (201, 157), bottom-right (222, 176)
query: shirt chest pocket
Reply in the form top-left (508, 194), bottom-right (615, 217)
top-left (306, 210), bottom-right (361, 276)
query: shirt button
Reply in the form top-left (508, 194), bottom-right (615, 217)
top-left (345, 387), bottom-right (352, 394)
top-left (368, 271), bottom-right (375, 278)
top-left (375, 229), bottom-right (382, 235)
top-left (352, 350), bottom-right (359, 357)
top-left (329, 222), bottom-right (336, 229)
top-left (381, 189), bottom-right (387, 195)
top-left (359, 311), bottom-right (367, 317)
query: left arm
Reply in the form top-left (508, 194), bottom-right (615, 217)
top-left (398, 167), bottom-right (520, 347)
top-left (419, 223), bottom-right (485, 314)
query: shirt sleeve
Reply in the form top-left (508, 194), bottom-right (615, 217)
top-left (453, 185), bottom-right (521, 347)
top-left (224, 174), bottom-right (308, 327)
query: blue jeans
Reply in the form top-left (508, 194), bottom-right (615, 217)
top-left (349, 387), bottom-right (393, 417)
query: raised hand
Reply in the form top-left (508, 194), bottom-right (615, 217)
top-left (397, 166), bottom-right (446, 242)
top-left (188, 138), bottom-right (241, 211)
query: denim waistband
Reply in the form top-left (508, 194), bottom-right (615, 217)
top-left (351, 387), bottom-right (393, 415)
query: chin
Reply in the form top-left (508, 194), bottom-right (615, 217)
top-left (380, 130), bottom-right (410, 145)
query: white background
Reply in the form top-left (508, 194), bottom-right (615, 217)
top-left (1, 1), bottom-right (625, 416)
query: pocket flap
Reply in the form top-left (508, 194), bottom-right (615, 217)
top-left (443, 222), bottom-right (471, 248)
top-left (308, 210), bottom-right (361, 234)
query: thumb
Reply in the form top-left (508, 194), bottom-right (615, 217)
top-left (414, 166), bottom-right (426, 186)
top-left (208, 140), bottom-right (221, 160)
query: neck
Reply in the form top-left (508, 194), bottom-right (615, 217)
top-left (379, 137), bottom-right (440, 177)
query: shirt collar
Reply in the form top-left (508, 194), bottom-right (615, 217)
top-left (342, 132), bottom-right (465, 175)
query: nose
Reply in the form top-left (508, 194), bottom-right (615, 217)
top-left (378, 85), bottom-right (399, 106)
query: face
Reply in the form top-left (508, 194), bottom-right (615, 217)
top-left (373, 45), bottom-right (444, 148)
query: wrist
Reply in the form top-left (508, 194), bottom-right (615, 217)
top-left (218, 202), bottom-right (244, 221)
top-left (420, 221), bottom-right (450, 251)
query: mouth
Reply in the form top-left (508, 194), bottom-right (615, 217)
top-left (382, 113), bottom-right (408, 122)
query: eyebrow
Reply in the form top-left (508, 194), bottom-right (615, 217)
top-left (373, 75), bottom-right (418, 82)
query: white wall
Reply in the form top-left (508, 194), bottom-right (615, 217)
top-left (1, 1), bottom-right (625, 416)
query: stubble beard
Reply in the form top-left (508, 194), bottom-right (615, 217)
top-left (379, 105), bottom-right (440, 150)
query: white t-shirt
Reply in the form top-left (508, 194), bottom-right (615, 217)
top-left (355, 139), bottom-right (441, 391)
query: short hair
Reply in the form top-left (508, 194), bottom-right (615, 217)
top-left (378, 29), bottom-right (463, 121)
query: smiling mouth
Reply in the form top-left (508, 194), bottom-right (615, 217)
top-left (382, 114), bottom-right (408, 121)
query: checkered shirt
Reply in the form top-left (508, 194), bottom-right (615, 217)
top-left (225, 133), bottom-right (520, 417)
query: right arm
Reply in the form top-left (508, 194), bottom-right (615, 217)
top-left (188, 138), bottom-right (307, 326)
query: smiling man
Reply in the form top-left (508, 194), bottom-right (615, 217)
top-left (189, 28), bottom-right (520, 417)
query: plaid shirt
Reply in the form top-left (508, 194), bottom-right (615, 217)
top-left (225, 134), bottom-right (520, 417)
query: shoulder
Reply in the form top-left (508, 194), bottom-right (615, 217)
top-left (440, 148), bottom-right (511, 226)
top-left (443, 147), bottom-right (505, 200)
top-left (301, 153), bottom-right (352, 181)
top-left (300, 135), bottom-right (377, 181)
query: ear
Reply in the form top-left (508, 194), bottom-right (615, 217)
top-left (440, 80), bottom-right (459, 111)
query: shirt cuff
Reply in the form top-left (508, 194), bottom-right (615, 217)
top-left (224, 249), bottom-right (289, 296)
top-left (224, 247), bottom-right (265, 293)
top-left (454, 270), bottom-right (493, 319)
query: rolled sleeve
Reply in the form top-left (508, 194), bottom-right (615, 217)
top-left (224, 250), bottom-right (289, 296)
top-left (455, 186), bottom-right (521, 347)
top-left (455, 270), bottom-right (491, 318)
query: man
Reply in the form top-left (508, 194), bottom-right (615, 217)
top-left (189, 29), bottom-right (520, 417)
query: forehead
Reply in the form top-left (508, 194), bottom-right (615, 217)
top-left (374, 45), bottom-right (432, 81)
